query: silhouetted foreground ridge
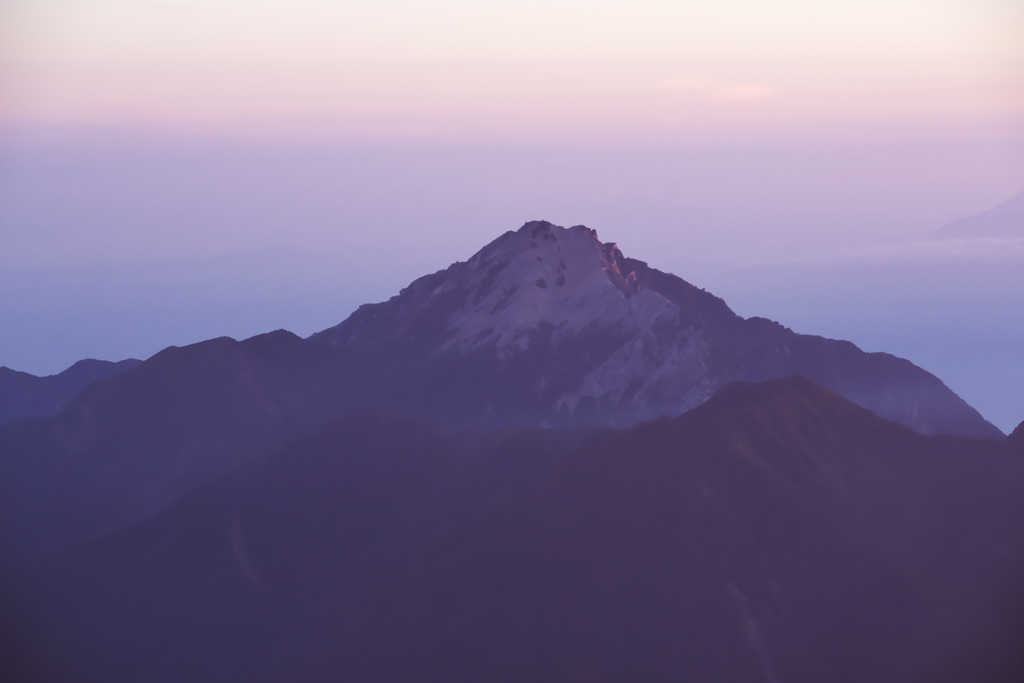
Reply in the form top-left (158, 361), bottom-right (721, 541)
top-left (0, 358), bottom-right (140, 425)
top-left (4, 376), bottom-right (1022, 683)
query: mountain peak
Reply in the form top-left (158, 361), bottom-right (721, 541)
top-left (312, 220), bottom-right (712, 424)
top-left (309, 220), bottom-right (1000, 438)
top-left (1006, 420), bottom-right (1024, 452)
top-left (933, 190), bottom-right (1024, 240)
top-left (517, 219), bottom-right (561, 237)
top-left (443, 221), bottom-right (658, 356)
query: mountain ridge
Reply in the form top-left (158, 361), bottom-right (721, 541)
top-left (311, 221), bottom-right (1001, 437)
top-left (4, 374), bottom-right (1020, 683)
top-left (932, 190), bottom-right (1024, 240)
top-left (0, 358), bottom-right (141, 425)
top-left (0, 220), bottom-right (1005, 566)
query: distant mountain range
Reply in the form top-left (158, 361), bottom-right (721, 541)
top-left (933, 190), bottom-right (1024, 240)
top-left (0, 358), bottom-right (140, 425)
top-left (2, 221), bottom-right (1022, 682)
top-left (4, 376), bottom-right (1021, 682)
top-left (0, 221), bottom-right (1004, 566)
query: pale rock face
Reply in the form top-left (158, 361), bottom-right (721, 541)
top-left (413, 221), bottom-right (714, 418)
top-left (440, 223), bottom-right (653, 356)
top-left (558, 327), bottom-right (713, 420)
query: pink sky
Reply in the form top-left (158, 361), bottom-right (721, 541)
top-left (2, 0), bottom-right (1022, 144)
top-left (0, 1), bottom-right (1022, 430)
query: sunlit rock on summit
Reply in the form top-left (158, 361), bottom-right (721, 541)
top-left (315, 222), bottom-right (714, 424)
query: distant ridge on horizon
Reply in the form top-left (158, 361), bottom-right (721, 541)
top-left (0, 358), bottom-right (141, 425)
top-left (932, 190), bottom-right (1024, 240)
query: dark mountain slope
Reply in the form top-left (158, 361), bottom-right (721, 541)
top-left (3, 413), bottom-right (590, 683)
top-left (1006, 420), bottom-right (1024, 451)
top-left (5, 376), bottom-right (1021, 683)
top-left (0, 325), bottom-right (457, 565)
top-left (623, 258), bottom-right (995, 438)
top-left (0, 358), bottom-right (140, 425)
top-left (0, 330), bottom-right (344, 565)
top-left (322, 377), bottom-right (1022, 683)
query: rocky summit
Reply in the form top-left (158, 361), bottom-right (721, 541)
top-left (312, 220), bottom-right (1001, 437)
top-left (313, 221), bottom-right (714, 425)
